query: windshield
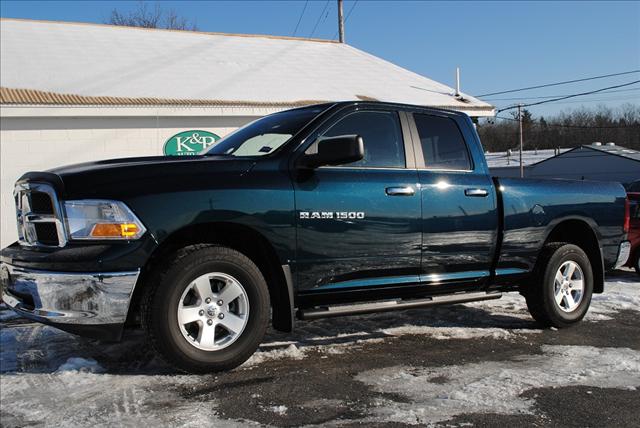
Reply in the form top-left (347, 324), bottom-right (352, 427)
top-left (205, 105), bottom-right (330, 157)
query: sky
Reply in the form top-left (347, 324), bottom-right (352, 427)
top-left (1, 0), bottom-right (639, 117)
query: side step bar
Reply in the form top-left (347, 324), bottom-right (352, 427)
top-left (297, 291), bottom-right (502, 320)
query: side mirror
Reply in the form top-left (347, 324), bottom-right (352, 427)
top-left (299, 135), bottom-right (364, 169)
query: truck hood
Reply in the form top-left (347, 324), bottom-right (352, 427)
top-left (19, 155), bottom-right (257, 200)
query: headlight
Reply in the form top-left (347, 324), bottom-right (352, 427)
top-left (64, 200), bottom-right (146, 240)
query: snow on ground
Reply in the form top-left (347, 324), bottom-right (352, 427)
top-left (0, 369), bottom-right (249, 427)
top-left (356, 345), bottom-right (640, 425)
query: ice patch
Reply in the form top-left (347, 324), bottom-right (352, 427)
top-left (356, 345), bottom-right (640, 425)
top-left (56, 357), bottom-right (105, 373)
top-left (268, 405), bottom-right (287, 415)
top-left (0, 306), bottom-right (20, 322)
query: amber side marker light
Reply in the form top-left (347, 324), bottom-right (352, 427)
top-left (90, 223), bottom-right (140, 238)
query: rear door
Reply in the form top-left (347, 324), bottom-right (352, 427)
top-left (293, 107), bottom-right (422, 293)
top-left (409, 111), bottom-right (498, 287)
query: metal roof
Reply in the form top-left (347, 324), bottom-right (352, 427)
top-left (0, 18), bottom-right (495, 115)
top-left (584, 144), bottom-right (640, 162)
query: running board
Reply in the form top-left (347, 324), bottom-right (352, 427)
top-left (297, 291), bottom-right (502, 320)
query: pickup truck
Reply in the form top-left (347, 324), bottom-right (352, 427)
top-left (0, 101), bottom-right (631, 373)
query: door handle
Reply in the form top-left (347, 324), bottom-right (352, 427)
top-left (386, 186), bottom-right (415, 196)
top-left (465, 188), bottom-right (489, 197)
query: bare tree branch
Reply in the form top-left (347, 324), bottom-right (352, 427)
top-left (105, 1), bottom-right (197, 31)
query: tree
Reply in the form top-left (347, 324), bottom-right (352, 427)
top-left (106, 1), bottom-right (198, 31)
top-left (477, 104), bottom-right (640, 152)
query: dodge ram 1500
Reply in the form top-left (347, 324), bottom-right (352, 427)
top-left (0, 101), bottom-right (631, 373)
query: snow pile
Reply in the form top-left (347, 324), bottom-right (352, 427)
top-left (381, 325), bottom-right (540, 340)
top-left (56, 357), bottom-right (105, 373)
top-left (243, 344), bottom-right (306, 367)
top-left (356, 345), bottom-right (640, 425)
top-left (590, 277), bottom-right (640, 318)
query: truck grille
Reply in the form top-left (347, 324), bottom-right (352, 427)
top-left (14, 182), bottom-right (67, 247)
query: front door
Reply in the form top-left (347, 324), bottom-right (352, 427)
top-left (293, 108), bottom-right (422, 292)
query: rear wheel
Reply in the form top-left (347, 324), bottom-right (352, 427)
top-left (142, 245), bottom-right (270, 373)
top-left (525, 243), bottom-right (593, 328)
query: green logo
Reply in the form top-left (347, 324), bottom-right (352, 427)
top-left (164, 130), bottom-right (221, 156)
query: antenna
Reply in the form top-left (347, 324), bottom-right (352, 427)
top-left (338, 0), bottom-right (345, 43)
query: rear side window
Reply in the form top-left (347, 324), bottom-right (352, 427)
top-left (414, 114), bottom-right (472, 171)
top-left (317, 111), bottom-right (405, 168)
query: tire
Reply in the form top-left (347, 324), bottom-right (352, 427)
top-left (525, 243), bottom-right (594, 328)
top-left (634, 253), bottom-right (640, 277)
top-left (141, 245), bottom-right (270, 373)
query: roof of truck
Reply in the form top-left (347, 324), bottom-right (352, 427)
top-left (0, 18), bottom-right (495, 116)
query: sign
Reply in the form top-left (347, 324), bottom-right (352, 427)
top-left (164, 130), bottom-right (220, 156)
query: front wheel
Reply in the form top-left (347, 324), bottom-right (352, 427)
top-left (142, 245), bottom-right (270, 373)
top-left (525, 243), bottom-right (594, 328)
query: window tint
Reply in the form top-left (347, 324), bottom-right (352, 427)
top-left (315, 111), bottom-right (405, 168)
top-left (414, 114), bottom-right (472, 170)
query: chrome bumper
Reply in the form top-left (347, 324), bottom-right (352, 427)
top-left (0, 263), bottom-right (139, 326)
top-left (614, 241), bottom-right (631, 269)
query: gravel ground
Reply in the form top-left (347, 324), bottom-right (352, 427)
top-left (1, 270), bottom-right (638, 427)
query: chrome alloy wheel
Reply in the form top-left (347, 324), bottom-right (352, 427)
top-left (177, 272), bottom-right (250, 351)
top-left (553, 261), bottom-right (584, 313)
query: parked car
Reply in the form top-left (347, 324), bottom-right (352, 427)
top-left (625, 182), bottom-right (640, 274)
top-left (0, 102), bottom-right (631, 373)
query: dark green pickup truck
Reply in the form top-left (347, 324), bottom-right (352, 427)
top-left (0, 102), bottom-right (631, 373)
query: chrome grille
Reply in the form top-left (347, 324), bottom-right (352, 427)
top-left (14, 182), bottom-right (67, 247)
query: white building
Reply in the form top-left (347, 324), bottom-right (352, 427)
top-left (490, 143), bottom-right (640, 184)
top-left (0, 18), bottom-right (494, 246)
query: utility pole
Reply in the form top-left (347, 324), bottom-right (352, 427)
top-left (338, 0), bottom-right (345, 43)
top-left (518, 104), bottom-right (524, 178)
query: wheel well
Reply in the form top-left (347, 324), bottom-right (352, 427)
top-left (128, 222), bottom-right (294, 332)
top-left (544, 219), bottom-right (604, 293)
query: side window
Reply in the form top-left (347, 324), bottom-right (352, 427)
top-left (310, 111), bottom-right (405, 168)
top-left (414, 114), bottom-right (472, 171)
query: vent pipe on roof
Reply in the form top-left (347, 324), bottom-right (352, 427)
top-left (592, 142), bottom-right (602, 146)
top-left (455, 67), bottom-right (461, 98)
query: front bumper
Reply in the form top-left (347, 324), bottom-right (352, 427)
top-left (0, 263), bottom-right (139, 340)
top-left (614, 241), bottom-right (631, 269)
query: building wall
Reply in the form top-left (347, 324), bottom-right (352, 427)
top-left (0, 115), bottom-right (256, 247)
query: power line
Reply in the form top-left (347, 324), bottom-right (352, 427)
top-left (476, 70), bottom-right (640, 97)
top-left (491, 115), bottom-right (640, 129)
top-left (485, 87), bottom-right (640, 101)
top-left (496, 80), bottom-right (640, 113)
top-left (309, 0), bottom-right (330, 38)
top-left (292, 0), bottom-right (309, 37)
top-left (528, 94), bottom-right (640, 106)
top-left (332, 0), bottom-right (359, 40)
